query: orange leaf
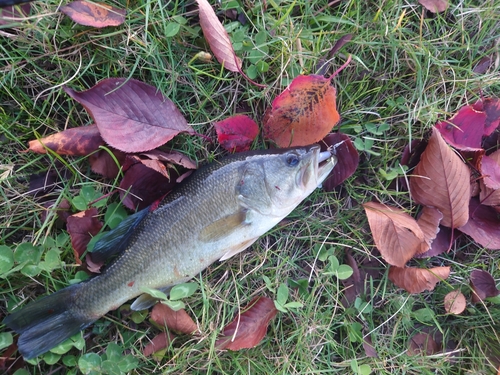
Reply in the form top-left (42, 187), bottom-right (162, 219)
top-left (410, 128), bottom-right (470, 228)
top-left (363, 201), bottom-right (425, 267)
top-left (216, 296), bottom-right (278, 351)
top-left (263, 75), bottom-right (340, 147)
top-left (27, 125), bottom-right (104, 156)
top-left (443, 290), bottom-right (466, 315)
top-left (417, 206), bottom-right (443, 252)
top-left (196, 0), bottom-right (241, 72)
top-left (388, 266), bottom-right (450, 294)
top-left (60, 1), bottom-right (126, 28)
top-left (151, 304), bottom-right (197, 335)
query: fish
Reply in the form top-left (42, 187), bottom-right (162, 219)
top-left (3, 145), bottom-right (337, 359)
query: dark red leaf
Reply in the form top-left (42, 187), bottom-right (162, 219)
top-left (214, 115), bottom-right (259, 152)
top-left (363, 335), bottom-right (378, 358)
top-left (66, 208), bottom-right (103, 264)
top-left (408, 332), bottom-right (441, 356)
top-left (64, 78), bottom-right (194, 153)
top-left (142, 331), bottom-right (175, 357)
top-left (435, 97), bottom-right (500, 150)
top-left (473, 56), bottom-right (492, 74)
top-left (470, 269), bottom-right (500, 303)
top-left (0, 3), bottom-right (30, 26)
top-left (89, 148), bottom-right (126, 179)
top-left (458, 198), bottom-right (500, 250)
top-left (414, 226), bottom-right (457, 258)
top-left (28, 125), bottom-right (104, 156)
top-left (321, 133), bottom-right (359, 191)
top-left (480, 150), bottom-right (500, 190)
top-left (151, 304), bottom-right (198, 334)
top-left (140, 150), bottom-right (197, 170)
top-left (60, 1), bottom-right (126, 28)
top-left (216, 296), bottom-right (278, 351)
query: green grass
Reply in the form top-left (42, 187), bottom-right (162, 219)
top-left (2, 0), bottom-right (500, 374)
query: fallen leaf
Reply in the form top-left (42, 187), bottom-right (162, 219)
top-left (321, 133), bottom-right (359, 191)
top-left (480, 150), bottom-right (500, 190)
top-left (470, 269), bottom-right (500, 303)
top-left (142, 331), bottom-right (175, 357)
top-left (214, 115), bottom-right (259, 152)
top-left (363, 201), bottom-right (425, 267)
top-left (66, 208), bottom-right (103, 264)
top-left (89, 148), bottom-right (126, 179)
top-left (458, 198), bottom-right (500, 250)
top-left (196, 0), bottom-right (242, 72)
top-left (408, 332), bottom-right (441, 356)
top-left (414, 226), bottom-right (456, 258)
top-left (473, 56), bottom-right (492, 74)
top-left (28, 125), bottom-right (104, 156)
top-left (444, 290), bottom-right (466, 314)
top-left (363, 335), bottom-right (378, 358)
top-left (388, 266), bottom-right (450, 293)
top-left (151, 304), bottom-right (197, 335)
top-left (0, 3), bottom-right (30, 26)
top-left (341, 251), bottom-right (362, 306)
top-left (416, 206), bottom-right (443, 251)
top-left (263, 75), bottom-right (340, 147)
top-left (435, 97), bottom-right (500, 150)
top-left (60, 1), bottom-right (126, 28)
top-left (64, 78), bottom-right (194, 153)
top-left (410, 128), bottom-right (470, 228)
top-left (140, 150), bottom-right (198, 170)
top-left (216, 296), bottom-right (278, 350)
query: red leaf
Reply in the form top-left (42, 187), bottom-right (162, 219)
top-left (27, 125), bottom-right (104, 156)
top-left (458, 198), bottom-right (500, 250)
top-left (89, 148), bottom-right (126, 179)
top-left (363, 201), bottom-right (426, 267)
top-left (142, 331), bottom-right (175, 357)
top-left (480, 150), bottom-right (500, 190)
top-left (321, 133), bottom-right (359, 191)
top-left (410, 128), bottom-right (470, 228)
top-left (263, 75), bottom-right (340, 147)
top-left (0, 3), bottom-right (30, 26)
top-left (214, 115), bottom-right (259, 152)
top-left (60, 1), bottom-right (126, 28)
top-left (64, 78), bottom-right (194, 153)
top-left (151, 304), bottom-right (198, 334)
top-left (216, 296), bottom-right (278, 351)
top-left (66, 208), bottom-right (103, 264)
top-left (470, 269), bottom-right (500, 303)
top-left (435, 97), bottom-right (500, 150)
top-left (389, 266), bottom-right (450, 294)
top-left (196, 0), bottom-right (242, 72)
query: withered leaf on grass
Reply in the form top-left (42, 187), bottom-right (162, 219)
top-left (28, 125), bottom-right (104, 156)
top-left (408, 332), bottom-right (441, 356)
top-left (66, 208), bottom-right (103, 265)
top-left (0, 3), bottom-right (31, 26)
top-left (435, 97), bottom-right (500, 150)
top-left (418, 0), bottom-right (449, 13)
top-left (410, 128), bottom-right (470, 228)
top-left (416, 206), bottom-right (443, 251)
top-left (414, 226), bottom-right (456, 258)
top-left (263, 75), bottom-right (340, 148)
top-left (458, 198), bottom-right (500, 250)
top-left (151, 304), bottom-right (197, 335)
top-left (216, 296), bottom-right (278, 351)
top-left (142, 331), bottom-right (175, 357)
top-left (321, 133), bottom-right (359, 191)
top-left (444, 290), bottom-right (466, 315)
top-left (388, 266), bottom-right (450, 294)
top-left (196, 0), bottom-right (242, 72)
top-left (363, 201), bottom-right (426, 267)
top-left (470, 269), bottom-right (500, 303)
top-left (60, 1), bottom-right (126, 28)
top-left (214, 115), bottom-right (259, 153)
top-left (64, 78), bottom-right (194, 153)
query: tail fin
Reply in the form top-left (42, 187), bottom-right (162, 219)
top-left (3, 284), bottom-right (95, 359)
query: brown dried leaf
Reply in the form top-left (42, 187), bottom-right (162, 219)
top-left (414, 226), bottom-right (456, 258)
top-left (363, 201), bottom-right (425, 267)
top-left (196, 0), bottom-right (241, 72)
top-left (458, 198), bottom-right (500, 250)
top-left (64, 78), bottom-right (193, 153)
top-left (216, 296), bottom-right (278, 351)
top-left (142, 331), bottom-right (175, 357)
top-left (60, 1), bottom-right (126, 28)
top-left (410, 128), bottom-right (470, 228)
top-left (28, 125), bottom-right (104, 156)
top-left (388, 266), bottom-right (451, 294)
top-left (151, 304), bottom-right (197, 335)
top-left (470, 269), bottom-right (500, 303)
top-left (444, 290), bottom-right (466, 315)
top-left (418, 0), bottom-right (449, 13)
top-left (408, 332), bottom-right (441, 356)
top-left (66, 208), bottom-right (103, 265)
top-left (417, 206), bottom-right (443, 252)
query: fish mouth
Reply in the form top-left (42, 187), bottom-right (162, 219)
top-left (299, 145), bottom-right (337, 189)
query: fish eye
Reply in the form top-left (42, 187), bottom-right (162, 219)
top-left (286, 154), bottom-right (299, 167)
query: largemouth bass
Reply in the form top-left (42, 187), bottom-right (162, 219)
top-left (4, 145), bottom-right (337, 359)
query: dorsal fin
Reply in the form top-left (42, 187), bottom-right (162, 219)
top-left (90, 207), bottom-right (150, 263)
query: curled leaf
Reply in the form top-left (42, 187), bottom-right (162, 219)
top-left (388, 266), bottom-right (450, 294)
top-left (60, 1), bottom-right (126, 28)
top-left (216, 296), bottom-right (278, 351)
top-left (151, 304), bottom-right (197, 335)
top-left (196, 0), bottom-right (242, 72)
top-left (363, 201), bottom-right (425, 267)
top-left (417, 206), bottom-right (443, 251)
top-left (410, 128), bottom-right (470, 228)
top-left (64, 78), bottom-right (193, 153)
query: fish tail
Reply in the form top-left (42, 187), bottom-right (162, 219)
top-left (3, 284), bottom-right (96, 359)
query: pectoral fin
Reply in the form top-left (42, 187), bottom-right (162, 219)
top-left (219, 238), bottom-right (258, 261)
top-left (199, 209), bottom-right (250, 242)
top-left (130, 286), bottom-right (172, 311)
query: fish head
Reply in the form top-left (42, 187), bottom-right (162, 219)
top-left (237, 145), bottom-right (337, 217)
